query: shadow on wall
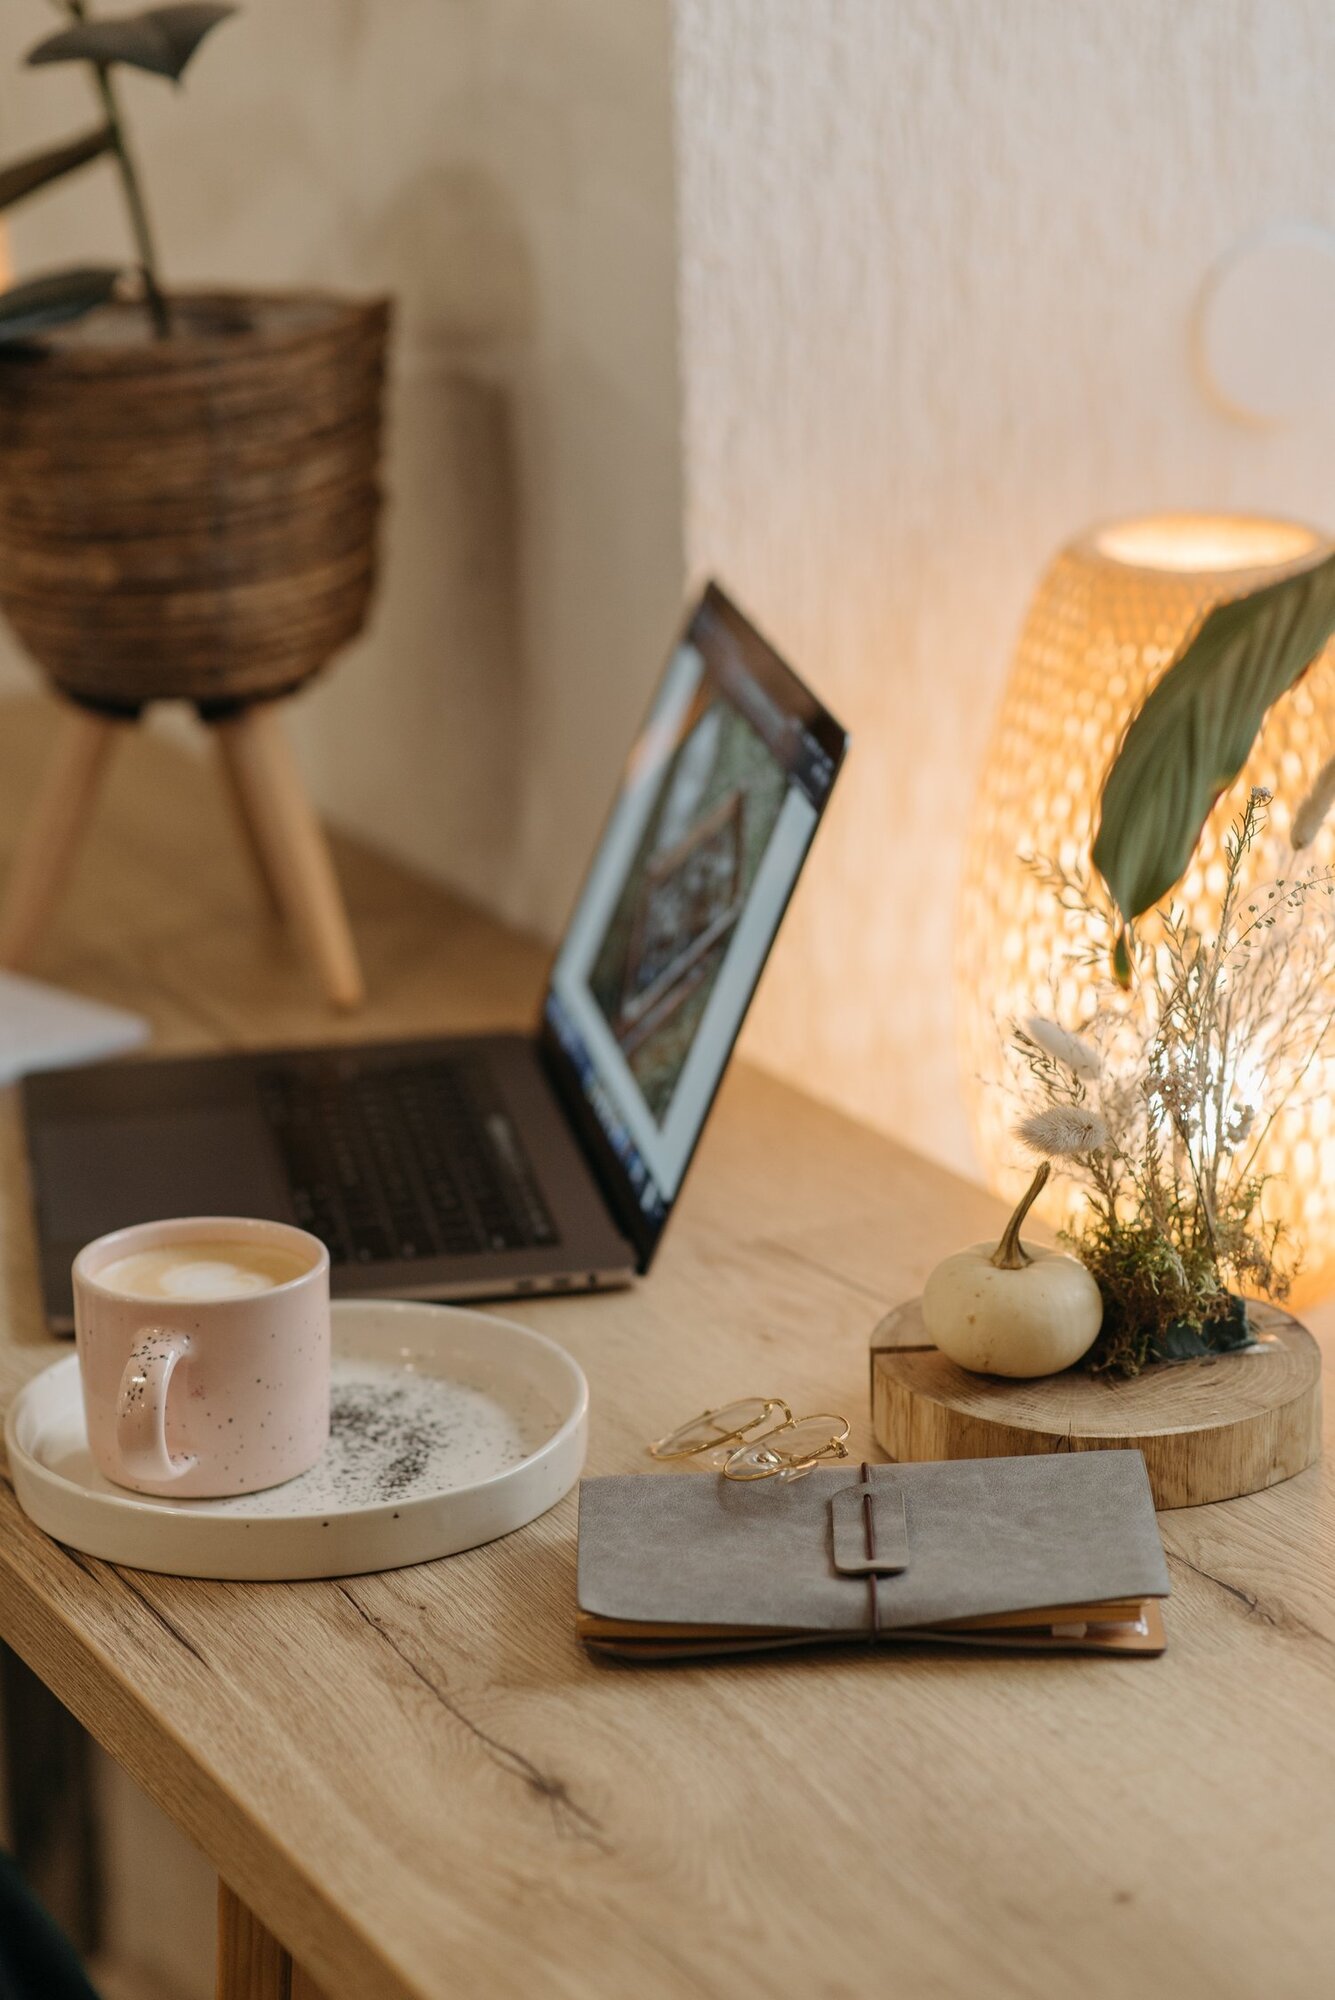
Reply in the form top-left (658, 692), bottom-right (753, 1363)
top-left (290, 161), bottom-right (538, 912)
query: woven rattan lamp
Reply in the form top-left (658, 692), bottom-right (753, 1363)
top-left (957, 511), bottom-right (1335, 1299)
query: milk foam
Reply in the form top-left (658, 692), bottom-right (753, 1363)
top-left (98, 1241), bottom-right (311, 1302)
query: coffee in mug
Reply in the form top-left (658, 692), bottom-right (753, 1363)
top-left (97, 1239), bottom-right (312, 1302)
top-left (74, 1216), bottom-right (330, 1499)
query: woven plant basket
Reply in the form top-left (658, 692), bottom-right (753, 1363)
top-left (0, 289), bottom-right (390, 713)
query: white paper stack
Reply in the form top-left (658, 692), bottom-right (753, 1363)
top-left (0, 970), bottom-right (148, 1085)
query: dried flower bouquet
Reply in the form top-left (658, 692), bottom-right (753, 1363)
top-left (1006, 788), bottom-right (1335, 1375)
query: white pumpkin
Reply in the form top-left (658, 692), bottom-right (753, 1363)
top-left (921, 1162), bottom-right (1103, 1378)
top-left (922, 1240), bottom-right (1103, 1377)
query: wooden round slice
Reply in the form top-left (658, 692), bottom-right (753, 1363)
top-left (870, 1297), bottom-right (1322, 1509)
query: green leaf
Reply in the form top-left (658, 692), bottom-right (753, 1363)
top-left (0, 266), bottom-right (123, 344)
top-left (1209, 1295), bottom-right (1255, 1353)
top-left (1148, 1294), bottom-right (1252, 1363)
top-left (1111, 928), bottom-right (1133, 991)
top-left (0, 125), bottom-right (114, 214)
top-left (1093, 551), bottom-right (1335, 929)
top-left (27, 5), bottom-right (237, 83)
top-left (1149, 1320), bottom-right (1211, 1363)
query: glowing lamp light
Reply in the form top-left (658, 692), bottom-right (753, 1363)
top-left (957, 511), bottom-right (1335, 1303)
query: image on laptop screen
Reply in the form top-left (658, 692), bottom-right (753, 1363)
top-left (544, 584), bottom-right (845, 1260)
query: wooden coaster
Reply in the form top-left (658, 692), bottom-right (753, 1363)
top-left (871, 1297), bottom-right (1322, 1509)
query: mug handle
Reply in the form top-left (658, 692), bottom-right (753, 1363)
top-left (115, 1329), bottom-right (197, 1486)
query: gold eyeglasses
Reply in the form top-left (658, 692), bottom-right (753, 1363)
top-left (648, 1398), bottom-right (851, 1482)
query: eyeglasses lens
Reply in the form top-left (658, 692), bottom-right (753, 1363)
top-left (649, 1398), bottom-right (776, 1459)
top-left (726, 1415), bottom-right (849, 1481)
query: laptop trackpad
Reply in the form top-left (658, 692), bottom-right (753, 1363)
top-left (33, 1107), bottom-right (292, 1243)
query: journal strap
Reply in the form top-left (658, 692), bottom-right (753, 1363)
top-left (831, 1464), bottom-right (909, 1638)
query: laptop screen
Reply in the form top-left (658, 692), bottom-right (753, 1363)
top-left (542, 583), bottom-right (847, 1267)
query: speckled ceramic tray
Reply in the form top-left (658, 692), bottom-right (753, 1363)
top-left (6, 1300), bottom-right (588, 1579)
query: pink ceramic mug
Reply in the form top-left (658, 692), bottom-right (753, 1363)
top-left (73, 1216), bottom-right (330, 1498)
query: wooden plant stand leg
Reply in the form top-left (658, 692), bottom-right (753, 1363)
top-left (212, 703), bottom-right (365, 1011)
top-left (216, 1880), bottom-right (326, 2000)
top-left (216, 726), bottom-right (287, 919)
top-left (0, 700), bottom-right (123, 969)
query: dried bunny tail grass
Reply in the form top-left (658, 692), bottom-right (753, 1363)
top-left (1017, 1106), bottom-right (1110, 1158)
top-left (1292, 755), bottom-right (1335, 850)
top-left (1022, 1015), bottom-right (1100, 1079)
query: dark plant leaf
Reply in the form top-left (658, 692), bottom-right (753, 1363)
top-left (1093, 551), bottom-right (1335, 941)
top-left (1148, 1294), bottom-right (1253, 1364)
top-left (0, 267), bottom-right (123, 345)
top-left (1148, 1321), bottom-right (1211, 1363)
top-left (0, 125), bottom-right (114, 214)
top-left (27, 5), bottom-right (236, 83)
top-left (1208, 1295), bottom-right (1255, 1353)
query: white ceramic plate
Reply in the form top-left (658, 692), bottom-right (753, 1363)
top-left (5, 1300), bottom-right (588, 1579)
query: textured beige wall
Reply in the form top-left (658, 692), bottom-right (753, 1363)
top-left (0, 0), bottom-right (683, 935)
top-left (673, 0), bottom-right (1335, 1176)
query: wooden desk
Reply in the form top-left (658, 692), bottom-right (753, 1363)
top-left (2, 695), bottom-right (1334, 2000)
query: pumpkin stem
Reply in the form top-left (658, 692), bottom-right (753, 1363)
top-left (991, 1161), bottom-right (1051, 1270)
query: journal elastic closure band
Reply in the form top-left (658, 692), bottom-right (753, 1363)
top-left (831, 1465), bottom-right (909, 1639)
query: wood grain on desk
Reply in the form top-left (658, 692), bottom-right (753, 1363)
top-left (0, 695), bottom-right (1333, 2000)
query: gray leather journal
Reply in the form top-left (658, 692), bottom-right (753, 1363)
top-left (577, 1452), bottom-right (1170, 1659)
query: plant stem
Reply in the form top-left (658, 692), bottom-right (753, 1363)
top-left (96, 67), bottom-right (169, 335)
top-left (991, 1161), bottom-right (1051, 1271)
top-left (67, 0), bottom-right (170, 336)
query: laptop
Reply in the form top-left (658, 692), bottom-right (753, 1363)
top-left (22, 583), bottom-right (848, 1332)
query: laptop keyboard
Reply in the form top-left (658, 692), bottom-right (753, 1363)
top-left (256, 1056), bottom-right (558, 1268)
